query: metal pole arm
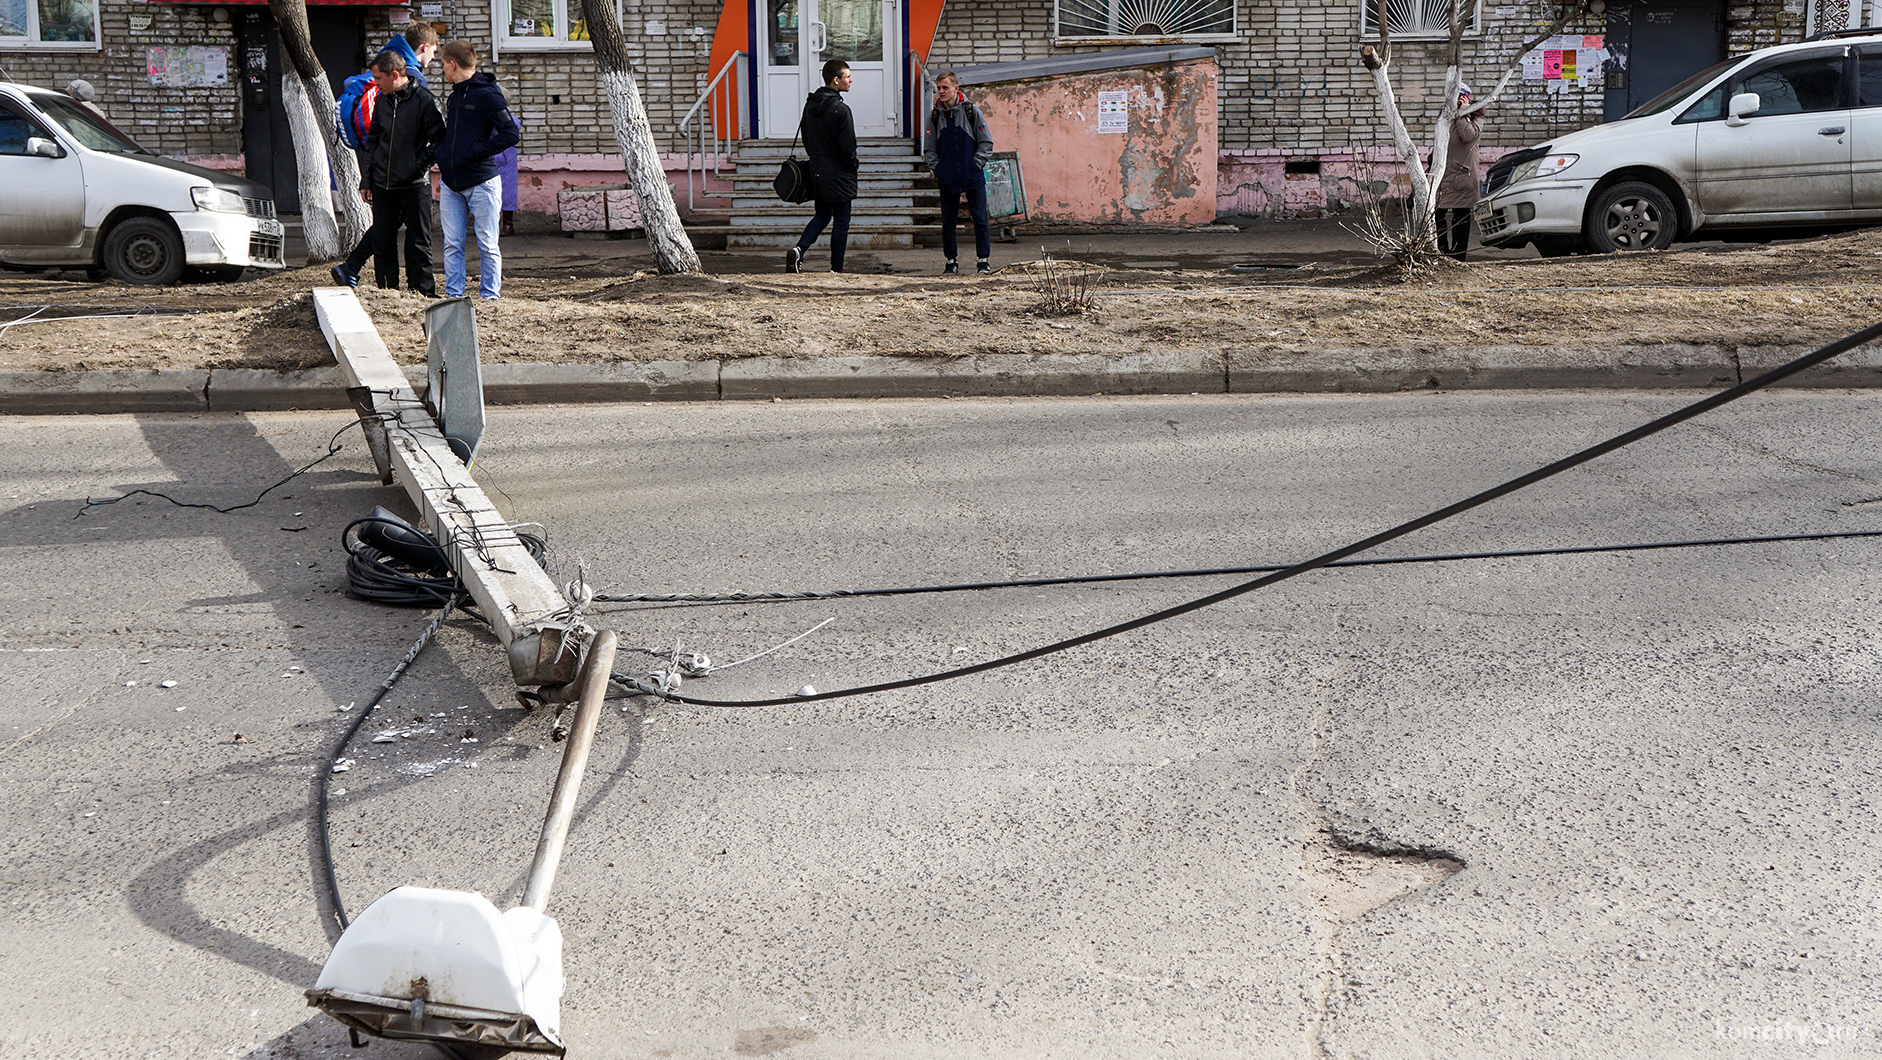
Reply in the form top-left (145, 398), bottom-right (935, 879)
top-left (521, 630), bottom-right (619, 913)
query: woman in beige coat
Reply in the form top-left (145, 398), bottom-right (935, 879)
top-left (1435, 83), bottom-right (1482, 261)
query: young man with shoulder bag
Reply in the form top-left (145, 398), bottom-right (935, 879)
top-left (785, 60), bottom-right (859, 274)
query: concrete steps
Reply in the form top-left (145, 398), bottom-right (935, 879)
top-left (695, 136), bottom-right (939, 249)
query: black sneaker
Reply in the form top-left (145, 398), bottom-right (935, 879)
top-left (976, 259), bottom-right (991, 274)
top-left (785, 246), bottom-right (803, 273)
top-left (330, 264), bottom-right (357, 288)
top-left (943, 259), bottom-right (958, 275)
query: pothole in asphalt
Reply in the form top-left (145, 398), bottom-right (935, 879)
top-left (1302, 830), bottom-right (1465, 920)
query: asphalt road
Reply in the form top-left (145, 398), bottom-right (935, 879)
top-left (3, 390), bottom-right (1880, 1059)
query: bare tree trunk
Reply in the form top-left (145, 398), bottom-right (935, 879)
top-left (268, 0), bottom-right (369, 260)
top-left (581, 0), bottom-right (703, 274)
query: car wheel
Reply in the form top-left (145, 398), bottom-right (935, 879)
top-left (1585, 182), bottom-right (1678, 253)
top-left (103, 217), bottom-right (186, 286)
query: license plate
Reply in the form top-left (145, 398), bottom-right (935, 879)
top-left (1472, 200), bottom-right (1492, 218)
top-left (260, 219), bottom-right (284, 237)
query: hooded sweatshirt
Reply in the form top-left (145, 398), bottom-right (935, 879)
top-left (921, 94), bottom-right (993, 194)
top-left (800, 85), bottom-right (858, 202)
top-left (379, 33), bottom-right (429, 91)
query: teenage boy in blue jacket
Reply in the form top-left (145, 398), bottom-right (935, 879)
top-left (437, 40), bottom-right (520, 299)
top-left (921, 71), bottom-right (995, 275)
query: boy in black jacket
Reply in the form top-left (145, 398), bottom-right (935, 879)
top-left (360, 49), bottom-right (445, 296)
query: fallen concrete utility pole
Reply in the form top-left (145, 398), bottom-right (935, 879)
top-left (313, 287), bottom-right (581, 686)
top-left (307, 289), bottom-right (619, 1057)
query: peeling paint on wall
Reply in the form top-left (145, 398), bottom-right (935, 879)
top-left (965, 58), bottom-right (1217, 225)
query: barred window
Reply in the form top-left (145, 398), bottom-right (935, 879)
top-left (1056, 0), bottom-right (1237, 41)
top-left (1360, 0), bottom-right (1478, 39)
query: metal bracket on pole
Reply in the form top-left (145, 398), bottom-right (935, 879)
top-left (424, 297), bottom-right (487, 467)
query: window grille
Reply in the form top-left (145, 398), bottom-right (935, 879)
top-left (1360, 0), bottom-right (1477, 38)
top-left (1057, 0), bottom-right (1236, 40)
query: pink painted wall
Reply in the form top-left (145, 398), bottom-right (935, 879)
top-left (1216, 147), bottom-right (1525, 218)
top-left (512, 153), bottom-right (723, 217)
top-left (969, 59), bottom-right (1217, 225)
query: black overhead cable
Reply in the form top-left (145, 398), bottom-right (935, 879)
top-left (617, 318), bottom-right (1882, 709)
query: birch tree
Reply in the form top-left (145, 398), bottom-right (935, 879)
top-left (1360, 0), bottom-right (1592, 262)
top-left (266, 0), bottom-right (370, 261)
top-left (580, 0), bottom-right (703, 274)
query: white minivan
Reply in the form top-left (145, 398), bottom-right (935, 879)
top-left (1476, 29), bottom-right (1882, 255)
top-left (0, 80), bottom-right (286, 284)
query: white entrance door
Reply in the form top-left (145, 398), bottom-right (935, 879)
top-left (757, 0), bottom-right (899, 139)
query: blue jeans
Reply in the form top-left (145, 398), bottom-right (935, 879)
top-left (941, 181), bottom-right (991, 262)
top-left (796, 199), bottom-right (852, 272)
top-left (440, 176), bottom-right (503, 299)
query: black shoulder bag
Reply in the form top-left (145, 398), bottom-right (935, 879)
top-left (772, 121), bottom-right (814, 204)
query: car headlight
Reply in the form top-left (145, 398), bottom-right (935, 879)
top-left (191, 186), bottom-right (249, 214)
top-left (1510, 153), bottom-right (1580, 184)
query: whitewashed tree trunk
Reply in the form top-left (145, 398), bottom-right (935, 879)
top-left (268, 0), bottom-right (369, 258)
top-left (582, 0), bottom-right (703, 274)
top-left (281, 70), bottom-right (343, 261)
top-left (307, 73), bottom-right (370, 247)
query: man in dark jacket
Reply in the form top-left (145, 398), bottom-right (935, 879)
top-left (437, 40), bottom-right (520, 299)
top-left (921, 70), bottom-right (995, 274)
top-left (785, 60), bottom-right (859, 274)
top-left (361, 49), bottom-right (446, 296)
top-left (330, 23), bottom-right (437, 288)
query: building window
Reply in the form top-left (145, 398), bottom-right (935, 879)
top-left (1360, 0), bottom-right (1478, 39)
top-left (0, 0), bottom-right (101, 49)
top-left (496, 0), bottom-right (592, 50)
top-left (1056, 0), bottom-right (1237, 42)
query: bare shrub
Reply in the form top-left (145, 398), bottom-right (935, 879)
top-left (1019, 251), bottom-right (1105, 316)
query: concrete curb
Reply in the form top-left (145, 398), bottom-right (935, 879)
top-left (4, 344), bottom-right (1880, 414)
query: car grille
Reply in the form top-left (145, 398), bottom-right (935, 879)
top-left (1483, 144), bottom-right (1551, 197)
top-left (1477, 207), bottom-right (1508, 237)
top-left (243, 196), bottom-right (276, 220)
top-left (249, 231), bottom-right (284, 264)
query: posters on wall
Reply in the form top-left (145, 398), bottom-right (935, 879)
top-left (146, 45), bottom-right (230, 87)
top-left (1097, 90), bottom-right (1127, 133)
top-left (1522, 34), bottom-right (1611, 94)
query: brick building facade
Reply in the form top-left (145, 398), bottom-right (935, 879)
top-left (0, 0), bottom-right (1828, 218)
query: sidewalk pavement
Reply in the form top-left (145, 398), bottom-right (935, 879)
top-left (6, 217), bottom-right (1875, 416)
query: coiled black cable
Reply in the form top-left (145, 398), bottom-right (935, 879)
top-left (342, 515), bottom-right (547, 608)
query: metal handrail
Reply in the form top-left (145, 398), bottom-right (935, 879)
top-left (679, 51), bottom-right (747, 209)
top-left (909, 49), bottom-right (937, 149)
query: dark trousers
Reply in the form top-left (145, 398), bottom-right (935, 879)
top-left (796, 199), bottom-right (853, 272)
top-left (1437, 207), bottom-right (1473, 260)
top-left (941, 182), bottom-right (992, 263)
top-left (370, 185), bottom-right (435, 294)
